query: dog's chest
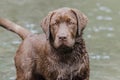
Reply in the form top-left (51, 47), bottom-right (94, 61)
top-left (47, 57), bottom-right (81, 80)
top-left (58, 64), bottom-right (80, 80)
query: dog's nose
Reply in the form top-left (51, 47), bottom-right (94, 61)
top-left (59, 35), bottom-right (67, 41)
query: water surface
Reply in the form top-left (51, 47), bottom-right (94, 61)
top-left (0, 0), bottom-right (120, 80)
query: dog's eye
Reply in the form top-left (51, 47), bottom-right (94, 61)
top-left (69, 21), bottom-right (76, 25)
top-left (67, 19), bottom-right (76, 25)
top-left (52, 20), bottom-right (60, 26)
top-left (51, 22), bottom-right (57, 26)
top-left (54, 22), bottom-right (57, 25)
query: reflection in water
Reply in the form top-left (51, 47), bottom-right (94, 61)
top-left (0, 0), bottom-right (120, 80)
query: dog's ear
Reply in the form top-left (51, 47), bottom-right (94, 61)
top-left (71, 8), bottom-right (88, 36)
top-left (41, 12), bottom-right (54, 40)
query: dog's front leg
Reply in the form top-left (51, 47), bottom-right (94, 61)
top-left (15, 55), bottom-right (35, 80)
top-left (15, 66), bottom-right (34, 80)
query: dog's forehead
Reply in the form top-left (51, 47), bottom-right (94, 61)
top-left (52, 8), bottom-right (76, 20)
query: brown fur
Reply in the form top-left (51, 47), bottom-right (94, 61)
top-left (0, 7), bottom-right (89, 80)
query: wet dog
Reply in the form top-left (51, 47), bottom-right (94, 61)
top-left (0, 7), bottom-right (89, 80)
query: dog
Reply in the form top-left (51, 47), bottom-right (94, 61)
top-left (0, 7), bottom-right (89, 80)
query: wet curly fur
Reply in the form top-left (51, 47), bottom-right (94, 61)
top-left (0, 7), bottom-right (89, 80)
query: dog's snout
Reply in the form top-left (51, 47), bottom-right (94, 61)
top-left (59, 35), bottom-right (67, 40)
top-left (57, 24), bottom-right (68, 41)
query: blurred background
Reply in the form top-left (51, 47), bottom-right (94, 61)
top-left (0, 0), bottom-right (120, 80)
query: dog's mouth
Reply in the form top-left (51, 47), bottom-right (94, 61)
top-left (53, 37), bottom-right (75, 50)
top-left (60, 40), bottom-right (68, 45)
top-left (56, 44), bottom-right (73, 53)
top-left (59, 43), bottom-right (69, 48)
top-left (58, 40), bottom-right (71, 48)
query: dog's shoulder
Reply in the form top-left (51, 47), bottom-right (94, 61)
top-left (15, 33), bottom-right (49, 59)
top-left (23, 33), bottom-right (50, 53)
top-left (23, 33), bottom-right (47, 47)
top-left (26, 33), bottom-right (47, 43)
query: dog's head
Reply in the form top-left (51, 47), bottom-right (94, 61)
top-left (41, 7), bottom-right (88, 49)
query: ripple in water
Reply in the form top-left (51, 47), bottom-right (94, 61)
top-left (96, 3), bottom-right (112, 13)
top-left (90, 55), bottom-right (110, 60)
top-left (9, 76), bottom-right (16, 80)
top-left (12, 40), bottom-right (21, 44)
top-left (106, 33), bottom-right (114, 37)
top-left (87, 34), bottom-right (92, 38)
top-left (96, 16), bottom-right (112, 21)
top-left (25, 22), bottom-right (38, 33)
top-left (92, 26), bottom-right (114, 32)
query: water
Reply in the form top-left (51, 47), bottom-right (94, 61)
top-left (0, 0), bottom-right (120, 80)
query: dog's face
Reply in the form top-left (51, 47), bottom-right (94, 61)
top-left (41, 8), bottom-right (88, 49)
top-left (50, 10), bottom-right (77, 49)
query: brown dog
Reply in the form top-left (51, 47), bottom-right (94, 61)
top-left (0, 7), bottom-right (89, 80)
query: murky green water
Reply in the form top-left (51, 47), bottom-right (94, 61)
top-left (0, 0), bottom-right (120, 80)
